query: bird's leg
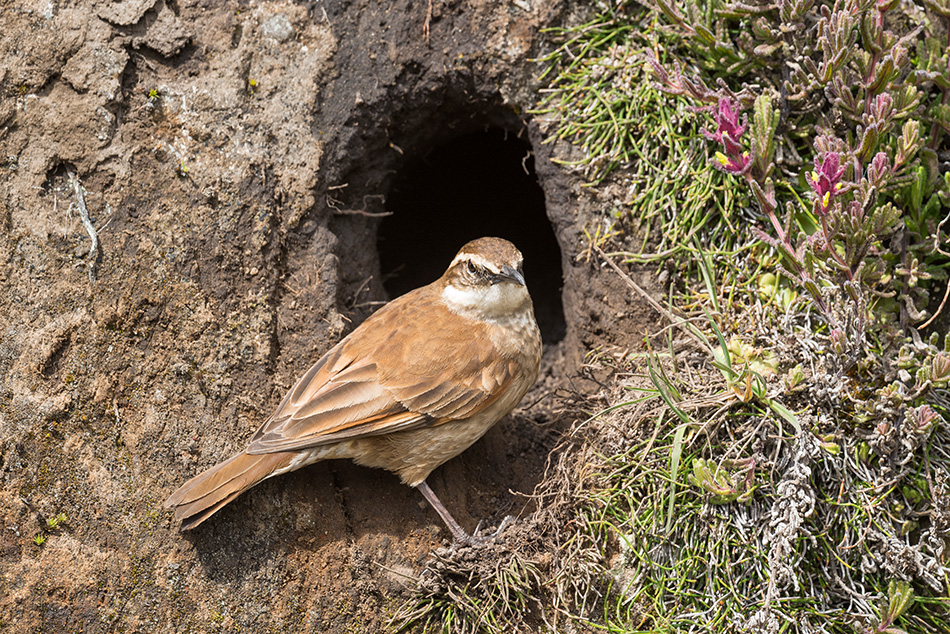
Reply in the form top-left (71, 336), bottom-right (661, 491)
top-left (416, 480), bottom-right (478, 546)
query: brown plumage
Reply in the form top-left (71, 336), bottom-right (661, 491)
top-left (164, 237), bottom-right (542, 543)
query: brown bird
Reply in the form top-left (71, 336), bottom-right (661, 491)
top-left (164, 237), bottom-right (542, 544)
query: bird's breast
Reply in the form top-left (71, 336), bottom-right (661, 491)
top-left (487, 307), bottom-right (542, 372)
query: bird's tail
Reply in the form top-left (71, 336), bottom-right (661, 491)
top-left (164, 452), bottom-right (292, 530)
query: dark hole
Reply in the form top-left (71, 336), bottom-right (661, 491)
top-left (378, 127), bottom-right (565, 344)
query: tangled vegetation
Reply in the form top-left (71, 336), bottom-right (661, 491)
top-left (534, 0), bottom-right (950, 631)
top-left (396, 0), bottom-right (950, 631)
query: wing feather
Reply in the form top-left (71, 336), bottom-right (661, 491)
top-left (245, 284), bottom-right (523, 455)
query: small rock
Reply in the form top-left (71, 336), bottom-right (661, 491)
top-left (61, 44), bottom-right (130, 101)
top-left (39, 392), bottom-right (72, 421)
top-left (97, 0), bottom-right (158, 26)
top-left (261, 13), bottom-right (294, 43)
top-left (134, 0), bottom-right (193, 57)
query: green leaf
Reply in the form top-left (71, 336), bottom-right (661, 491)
top-left (768, 399), bottom-right (802, 435)
top-left (885, 579), bottom-right (914, 622)
top-left (751, 93), bottom-right (778, 178)
top-left (667, 422), bottom-right (688, 532)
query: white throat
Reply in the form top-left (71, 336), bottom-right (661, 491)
top-left (441, 282), bottom-right (529, 320)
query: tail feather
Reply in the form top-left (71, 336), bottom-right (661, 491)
top-left (164, 452), bottom-right (293, 529)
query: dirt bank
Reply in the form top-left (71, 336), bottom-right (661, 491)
top-left (0, 1), bottom-right (659, 631)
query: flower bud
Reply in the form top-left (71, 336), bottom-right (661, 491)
top-left (932, 352), bottom-right (950, 384)
top-left (906, 405), bottom-right (939, 432)
top-left (829, 328), bottom-right (847, 355)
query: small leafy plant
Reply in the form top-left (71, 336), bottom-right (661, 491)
top-left (46, 512), bottom-right (67, 531)
top-left (649, 0), bottom-right (950, 327)
top-left (530, 0), bottom-right (950, 631)
top-left (640, 0), bottom-right (950, 627)
top-left (31, 512), bottom-right (68, 548)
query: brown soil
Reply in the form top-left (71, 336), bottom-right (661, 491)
top-left (0, 0), bottom-right (659, 631)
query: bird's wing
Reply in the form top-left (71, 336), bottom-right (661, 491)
top-left (246, 287), bottom-right (519, 454)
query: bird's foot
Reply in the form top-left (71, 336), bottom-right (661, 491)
top-left (474, 514), bottom-right (514, 540)
top-left (416, 481), bottom-right (515, 549)
top-left (452, 515), bottom-right (515, 549)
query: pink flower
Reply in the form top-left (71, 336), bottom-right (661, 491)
top-left (713, 150), bottom-right (752, 175)
top-left (808, 152), bottom-right (846, 214)
top-left (703, 99), bottom-right (751, 175)
top-left (702, 99), bottom-right (747, 152)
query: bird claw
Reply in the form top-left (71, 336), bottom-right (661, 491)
top-left (453, 515), bottom-right (515, 548)
top-left (474, 514), bottom-right (514, 539)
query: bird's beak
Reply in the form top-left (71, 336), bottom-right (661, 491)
top-left (499, 264), bottom-right (526, 287)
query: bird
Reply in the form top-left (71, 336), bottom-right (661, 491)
top-left (164, 236), bottom-right (542, 545)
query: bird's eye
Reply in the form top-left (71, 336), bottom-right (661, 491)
top-left (466, 261), bottom-right (478, 276)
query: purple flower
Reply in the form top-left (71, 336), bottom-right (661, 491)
top-left (704, 99), bottom-right (751, 175)
top-left (809, 152), bottom-right (846, 214)
top-left (713, 150), bottom-right (752, 175)
top-left (703, 99), bottom-right (747, 149)
top-left (703, 98), bottom-right (746, 143)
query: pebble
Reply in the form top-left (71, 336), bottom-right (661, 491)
top-left (261, 13), bottom-right (294, 43)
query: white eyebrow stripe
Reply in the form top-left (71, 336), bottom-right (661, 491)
top-left (449, 252), bottom-right (497, 272)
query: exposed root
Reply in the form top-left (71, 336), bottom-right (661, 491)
top-left (67, 171), bottom-right (101, 284)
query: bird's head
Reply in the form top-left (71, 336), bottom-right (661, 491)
top-left (440, 237), bottom-right (532, 319)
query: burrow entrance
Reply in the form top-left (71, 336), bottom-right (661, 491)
top-left (377, 126), bottom-right (566, 344)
